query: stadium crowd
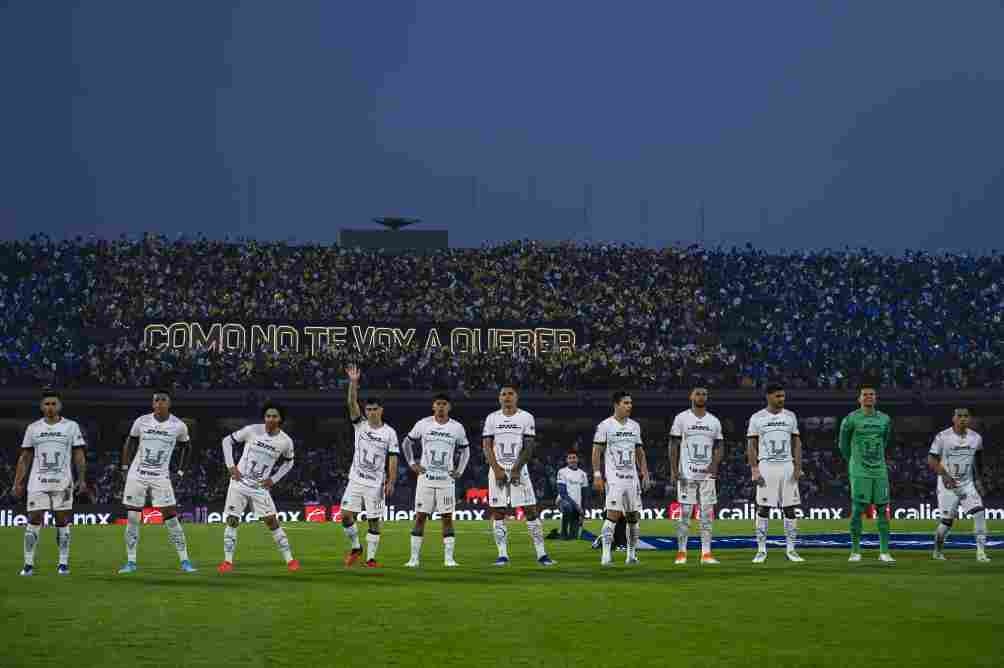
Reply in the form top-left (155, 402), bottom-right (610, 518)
top-left (5, 236), bottom-right (1004, 391)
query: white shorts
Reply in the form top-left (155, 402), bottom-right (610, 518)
top-left (340, 479), bottom-right (385, 519)
top-left (938, 481), bottom-right (984, 519)
top-left (604, 479), bottom-right (642, 513)
top-left (224, 480), bottom-right (278, 518)
top-left (488, 471), bottom-right (537, 509)
top-left (124, 473), bottom-right (176, 508)
top-left (27, 488), bottom-right (73, 513)
top-left (756, 462), bottom-right (801, 508)
top-left (677, 479), bottom-right (717, 506)
top-left (415, 478), bottom-right (456, 515)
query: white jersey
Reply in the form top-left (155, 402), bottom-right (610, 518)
top-left (747, 408), bottom-right (800, 464)
top-left (229, 424), bottom-right (295, 490)
top-left (407, 417), bottom-right (469, 489)
top-left (670, 409), bottom-right (723, 481)
top-left (593, 416), bottom-right (643, 483)
top-left (128, 413), bottom-right (190, 479)
top-left (556, 466), bottom-right (589, 508)
top-left (21, 418), bottom-right (86, 493)
top-left (348, 418), bottom-right (400, 489)
top-left (483, 409), bottom-right (536, 477)
top-left (929, 428), bottom-right (982, 486)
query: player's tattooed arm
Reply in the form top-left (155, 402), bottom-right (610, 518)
top-left (402, 436), bottom-right (424, 474)
top-left (451, 447), bottom-right (469, 480)
top-left (636, 445), bottom-right (651, 491)
top-left (668, 436), bottom-right (681, 483)
top-left (747, 435), bottom-right (761, 483)
top-left (792, 434), bottom-right (803, 480)
top-left (591, 443), bottom-right (605, 493)
top-left (346, 365), bottom-right (361, 422)
top-left (385, 453), bottom-right (399, 496)
top-left (73, 446), bottom-right (88, 496)
top-left (483, 436), bottom-right (507, 483)
top-left (709, 439), bottom-right (723, 478)
top-left (510, 436), bottom-right (534, 485)
top-left (13, 448), bottom-right (33, 498)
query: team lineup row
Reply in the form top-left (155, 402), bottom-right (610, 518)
top-left (12, 375), bottom-right (991, 575)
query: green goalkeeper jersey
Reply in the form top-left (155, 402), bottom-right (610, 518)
top-left (838, 409), bottom-right (893, 479)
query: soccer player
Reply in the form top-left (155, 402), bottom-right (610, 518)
top-left (747, 383), bottom-right (805, 563)
top-left (340, 365), bottom-right (399, 568)
top-left (13, 389), bottom-right (87, 576)
top-left (217, 402), bottom-right (300, 573)
top-left (669, 387), bottom-right (724, 565)
top-left (483, 384), bottom-right (555, 566)
top-left (928, 408), bottom-right (990, 562)
top-left (838, 384), bottom-right (895, 563)
top-left (402, 392), bottom-right (468, 567)
top-left (593, 391), bottom-right (649, 566)
top-left (556, 450), bottom-right (589, 540)
top-left (118, 389), bottom-right (196, 574)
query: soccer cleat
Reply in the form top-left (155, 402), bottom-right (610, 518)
top-left (977, 552), bottom-right (991, 563)
top-left (404, 559), bottom-right (420, 568)
top-left (217, 560), bottom-right (234, 574)
top-left (443, 559), bottom-right (459, 568)
top-left (18, 565), bottom-right (33, 576)
top-left (785, 550), bottom-right (805, 563)
top-left (674, 551), bottom-right (687, 565)
top-left (287, 559), bottom-right (301, 572)
top-left (752, 551), bottom-right (767, 564)
top-left (344, 548), bottom-right (363, 568)
top-left (538, 555), bottom-right (556, 567)
top-left (118, 561), bottom-right (138, 574)
top-left (701, 553), bottom-right (720, 565)
top-left (493, 556), bottom-right (510, 567)
top-left (56, 564), bottom-right (70, 575)
top-left (878, 553), bottom-right (896, 563)
top-left (932, 551), bottom-right (947, 561)
top-left (180, 560), bottom-right (198, 573)
top-left (848, 553), bottom-right (862, 563)
top-left (625, 555), bottom-right (640, 565)
top-left (364, 559), bottom-right (380, 568)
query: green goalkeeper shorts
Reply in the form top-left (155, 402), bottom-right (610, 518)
top-left (850, 476), bottom-right (890, 505)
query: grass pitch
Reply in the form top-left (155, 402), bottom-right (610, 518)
top-left (2, 519), bottom-right (1001, 668)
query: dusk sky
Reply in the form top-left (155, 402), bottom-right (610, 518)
top-left (2, 1), bottom-right (1003, 251)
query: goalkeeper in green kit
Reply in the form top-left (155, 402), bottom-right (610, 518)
top-left (838, 384), bottom-right (896, 563)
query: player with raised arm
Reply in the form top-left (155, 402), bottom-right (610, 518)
top-left (748, 383), bottom-right (805, 563)
top-left (928, 408), bottom-right (990, 562)
top-left (341, 366), bottom-right (399, 568)
top-left (839, 384), bottom-right (895, 563)
top-left (118, 389), bottom-right (196, 574)
top-left (593, 391), bottom-right (650, 566)
top-left (217, 402), bottom-right (300, 573)
top-left (669, 387), bottom-right (724, 565)
top-left (483, 384), bottom-right (555, 567)
top-left (14, 389), bottom-right (87, 576)
top-left (401, 393), bottom-right (468, 568)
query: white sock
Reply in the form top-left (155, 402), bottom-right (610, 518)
top-left (934, 522), bottom-right (951, 551)
top-left (125, 510), bottom-right (141, 562)
top-left (410, 534), bottom-right (423, 561)
top-left (677, 506), bottom-right (692, 552)
top-left (527, 519), bottom-right (546, 559)
top-left (165, 517), bottom-right (190, 562)
top-left (783, 516), bottom-right (797, 551)
top-left (493, 520), bottom-right (509, 559)
top-left (24, 524), bottom-right (40, 566)
top-left (57, 526), bottom-right (71, 566)
top-left (627, 522), bottom-right (640, 560)
top-left (601, 519), bottom-right (616, 561)
top-left (271, 527), bottom-right (293, 563)
top-left (974, 511), bottom-right (987, 553)
top-left (444, 535), bottom-right (456, 562)
top-left (366, 531), bottom-right (380, 561)
top-left (699, 504), bottom-right (714, 554)
top-left (343, 523), bottom-right (361, 550)
top-left (224, 525), bottom-right (238, 562)
top-left (756, 516), bottom-right (769, 552)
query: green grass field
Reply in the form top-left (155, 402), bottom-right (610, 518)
top-left (1, 519), bottom-right (1002, 668)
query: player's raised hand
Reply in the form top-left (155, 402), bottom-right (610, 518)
top-left (346, 365), bottom-right (361, 384)
top-left (229, 466), bottom-right (242, 482)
